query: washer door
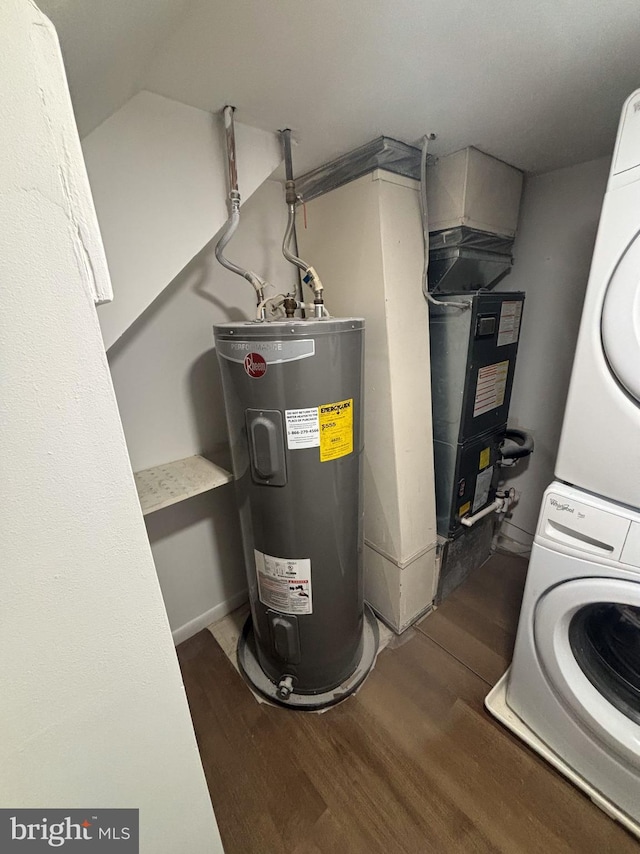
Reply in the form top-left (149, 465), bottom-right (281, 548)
top-left (535, 577), bottom-right (640, 767)
top-left (601, 231), bottom-right (640, 404)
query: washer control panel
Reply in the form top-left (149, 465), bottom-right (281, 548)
top-left (540, 492), bottom-right (631, 561)
top-left (621, 522), bottom-right (640, 568)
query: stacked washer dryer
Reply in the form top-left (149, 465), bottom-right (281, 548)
top-left (487, 89), bottom-right (640, 837)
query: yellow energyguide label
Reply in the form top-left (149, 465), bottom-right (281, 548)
top-left (459, 501), bottom-right (471, 517)
top-left (479, 447), bottom-right (490, 470)
top-left (318, 398), bottom-right (353, 462)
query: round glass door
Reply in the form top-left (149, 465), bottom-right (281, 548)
top-left (534, 577), bottom-right (640, 767)
top-left (570, 603), bottom-right (640, 725)
top-left (601, 231), bottom-right (640, 404)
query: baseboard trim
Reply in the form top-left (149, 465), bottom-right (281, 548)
top-left (172, 589), bottom-right (249, 646)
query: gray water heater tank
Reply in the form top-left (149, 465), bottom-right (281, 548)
top-left (214, 317), bottom-right (378, 710)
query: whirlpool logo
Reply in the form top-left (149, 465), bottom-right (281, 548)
top-left (549, 498), bottom-right (574, 513)
top-left (1, 810), bottom-right (138, 851)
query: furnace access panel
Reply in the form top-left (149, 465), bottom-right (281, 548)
top-left (429, 291), bottom-right (525, 537)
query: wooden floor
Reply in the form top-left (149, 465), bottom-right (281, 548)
top-left (177, 554), bottom-right (639, 853)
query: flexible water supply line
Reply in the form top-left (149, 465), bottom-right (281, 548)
top-left (280, 130), bottom-right (306, 313)
top-left (282, 209), bottom-right (325, 306)
top-left (420, 134), bottom-right (470, 310)
top-left (215, 106), bottom-right (268, 316)
top-left (280, 129), bottom-right (326, 317)
top-left (282, 205), bottom-right (308, 273)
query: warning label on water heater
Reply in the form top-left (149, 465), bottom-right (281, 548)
top-left (319, 398), bottom-right (353, 462)
top-left (285, 407), bottom-right (320, 449)
top-left (255, 550), bottom-right (313, 615)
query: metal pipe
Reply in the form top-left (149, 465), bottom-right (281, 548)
top-left (282, 128), bottom-right (294, 183)
top-left (279, 130), bottom-right (305, 312)
top-left (279, 130), bottom-right (325, 311)
top-left (215, 105), bottom-right (267, 315)
top-left (283, 206), bottom-right (308, 272)
top-left (224, 105), bottom-right (238, 192)
top-left (215, 206), bottom-right (243, 276)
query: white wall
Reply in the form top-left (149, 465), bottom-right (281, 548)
top-left (501, 155), bottom-right (611, 543)
top-left (1, 3), bottom-right (222, 850)
top-left (108, 179), bottom-right (297, 641)
top-left (83, 90), bottom-right (282, 349)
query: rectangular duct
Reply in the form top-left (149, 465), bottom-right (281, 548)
top-left (298, 140), bottom-right (524, 294)
top-left (427, 147), bottom-right (523, 292)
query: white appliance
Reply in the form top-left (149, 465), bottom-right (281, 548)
top-left (488, 482), bottom-right (640, 835)
top-left (555, 89), bottom-right (640, 509)
top-left (488, 90), bottom-right (640, 835)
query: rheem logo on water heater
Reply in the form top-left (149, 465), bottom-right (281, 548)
top-left (244, 352), bottom-right (267, 378)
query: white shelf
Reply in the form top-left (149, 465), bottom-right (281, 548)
top-left (134, 455), bottom-right (233, 516)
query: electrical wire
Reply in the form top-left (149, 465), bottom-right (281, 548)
top-left (494, 541), bottom-right (532, 559)
top-left (291, 218), bottom-right (306, 315)
top-left (503, 519), bottom-right (536, 539)
top-left (419, 134), bottom-right (470, 310)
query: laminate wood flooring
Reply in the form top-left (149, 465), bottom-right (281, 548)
top-left (177, 554), bottom-right (638, 853)
top-left (417, 552), bottom-right (528, 685)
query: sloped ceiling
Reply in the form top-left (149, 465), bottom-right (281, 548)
top-left (37, 0), bottom-right (192, 137)
top-left (41, 0), bottom-right (640, 174)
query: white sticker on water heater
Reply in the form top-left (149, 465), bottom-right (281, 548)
top-left (285, 407), bottom-right (320, 449)
top-left (255, 550), bottom-right (313, 615)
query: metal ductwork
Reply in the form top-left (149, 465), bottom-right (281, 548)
top-left (426, 146), bottom-right (523, 294)
top-left (427, 225), bottom-right (515, 293)
top-left (297, 141), bottom-right (523, 295)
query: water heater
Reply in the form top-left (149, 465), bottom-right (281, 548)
top-left (214, 318), bottom-right (378, 709)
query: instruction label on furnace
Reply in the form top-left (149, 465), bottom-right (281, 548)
top-left (473, 466), bottom-right (494, 513)
top-left (255, 550), bottom-right (313, 615)
top-left (319, 399), bottom-right (353, 462)
top-left (497, 301), bottom-right (522, 347)
top-left (285, 407), bottom-right (320, 449)
top-left (473, 361), bottom-right (509, 417)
